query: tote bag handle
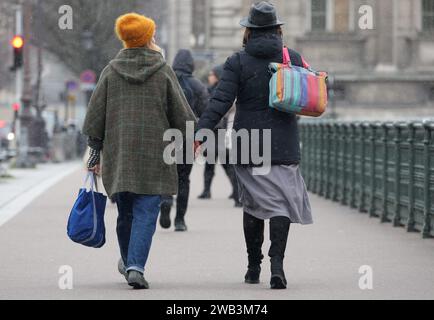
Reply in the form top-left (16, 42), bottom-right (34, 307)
top-left (282, 47), bottom-right (292, 66)
top-left (84, 172), bottom-right (99, 193)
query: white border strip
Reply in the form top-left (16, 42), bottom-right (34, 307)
top-left (0, 163), bottom-right (81, 227)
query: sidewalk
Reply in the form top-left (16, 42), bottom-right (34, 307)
top-left (0, 164), bottom-right (434, 299)
top-left (0, 161), bottom-right (82, 226)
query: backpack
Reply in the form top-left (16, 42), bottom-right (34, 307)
top-left (177, 74), bottom-right (197, 114)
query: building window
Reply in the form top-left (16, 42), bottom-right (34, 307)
top-left (192, 0), bottom-right (208, 48)
top-left (311, 0), bottom-right (327, 31)
top-left (309, 0), bottom-right (353, 32)
top-left (422, 0), bottom-right (434, 31)
top-left (334, 0), bottom-right (350, 32)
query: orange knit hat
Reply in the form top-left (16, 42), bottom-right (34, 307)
top-left (115, 13), bottom-right (156, 48)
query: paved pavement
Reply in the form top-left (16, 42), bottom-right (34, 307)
top-left (0, 161), bottom-right (81, 226)
top-left (0, 164), bottom-right (434, 300)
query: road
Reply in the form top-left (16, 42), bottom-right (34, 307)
top-left (0, 163), bottom-right (434, 300)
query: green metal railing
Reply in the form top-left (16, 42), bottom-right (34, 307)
top-left (299, 121), bottom-right (434, 238)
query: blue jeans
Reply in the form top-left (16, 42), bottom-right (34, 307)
top-left (115, 193), bottom-right (161, 274)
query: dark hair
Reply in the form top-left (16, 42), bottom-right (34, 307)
top-left (242, 26), bottom-right (283, 47)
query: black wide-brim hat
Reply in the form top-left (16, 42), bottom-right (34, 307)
top-left (240, 1), bottom-right (284, 29)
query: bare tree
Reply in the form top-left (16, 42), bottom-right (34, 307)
top-left (1, 0), bottom-right (166, 81)
top-left (34, 0), bottom-right (149, 76)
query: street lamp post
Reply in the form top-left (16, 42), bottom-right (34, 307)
top-left (81, 31), bottom-right (94, 106)
top-left (30, 0), bottom-right (49, 162)
top-left (15, 1), bottom-right (35, 168)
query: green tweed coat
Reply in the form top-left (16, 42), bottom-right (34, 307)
top-left (82, 48), bottom-right (197, 197)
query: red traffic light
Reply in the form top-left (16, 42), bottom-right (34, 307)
top-left (11, 35), bottom-right (24, 49)
top-left (12, 103), bottom-right (20, 112)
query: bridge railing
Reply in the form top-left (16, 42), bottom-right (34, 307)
top-left (299, 120), bottom-right (434, 238)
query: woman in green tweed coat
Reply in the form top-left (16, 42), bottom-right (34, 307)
top-left (82, 13), bottom-right (196, 289)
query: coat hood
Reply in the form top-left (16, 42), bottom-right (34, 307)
top-left (109, 48), bottom-right (166, 84)
top-left (172, 49), bottom-right (195, 75)
top-left (245, 30), bottom-right (283, 59)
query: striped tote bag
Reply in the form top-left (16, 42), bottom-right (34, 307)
top-left (269, 48), bottom-right (327, 117)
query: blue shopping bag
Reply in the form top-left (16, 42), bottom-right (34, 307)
top-left (67, 173), bottom-right (107, 248)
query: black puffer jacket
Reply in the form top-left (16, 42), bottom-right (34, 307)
top-left (208, 83), bottom-right (228, 130)
top-left (197, 30), bottom-right (306, 165)
top-left (173, 49), bottom-right (208, 118)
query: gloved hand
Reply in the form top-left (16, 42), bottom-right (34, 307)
top-left (87, 147), bottom-right (101, 175)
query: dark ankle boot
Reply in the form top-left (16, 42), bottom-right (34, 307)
top-left (243, 212), bottom-right (264, 284)
top-left (269, 216), bottom-right (290, 289)
top-left (127, 270), bottom-right (149, 289)
top-left (159, 202), bottom-right (172, 229)
top-left (199, 165), bottom-right (214, 199)
top-left (270, 258), bottom-right (287, 289)
top-left (174, 218), bottom-right (187, 232)
top-left (198, 190), bottom-right (211, 199)
top-left (245, 266), bottom-right (261, 284)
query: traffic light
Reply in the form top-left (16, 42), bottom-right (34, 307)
top-left (12, 102), bottom-right (20, 123)
top-left (10, 35), bottom-right (24, 71)
top-left (12, 103), bottom-right (20, 118)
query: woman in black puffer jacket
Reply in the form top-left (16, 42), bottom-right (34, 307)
top-left (197, 2), bottom-right (313, 290)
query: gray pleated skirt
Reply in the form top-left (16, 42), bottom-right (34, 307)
top-left (234, 164), bottom-right (313, 224)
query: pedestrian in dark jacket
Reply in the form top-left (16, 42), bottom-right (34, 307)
top-left (159, 49), bottom-right (209, 232)
top-left (173, 49), bottom-right (208, 118)
top-left (196, 2), bottom-right (313, 290)
top-left (197, 65), bottom-right (241, 207)
top-left (83, 13), bottom-right (196, 289)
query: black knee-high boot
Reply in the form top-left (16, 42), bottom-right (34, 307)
top-left (198, 163), bottom-right (215, 199)
top-left (269, 216), bottom-right (290, 289)
top-left (243, 212), bottom-right (264, 283)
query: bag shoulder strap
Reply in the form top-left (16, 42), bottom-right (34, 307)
top-left (285, 47), bottom-right (306, 68)
top-left (283, 47), bottom-right (292, 66)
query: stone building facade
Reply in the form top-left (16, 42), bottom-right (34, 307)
top-left (164, 0), bottom-right (434, 119)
